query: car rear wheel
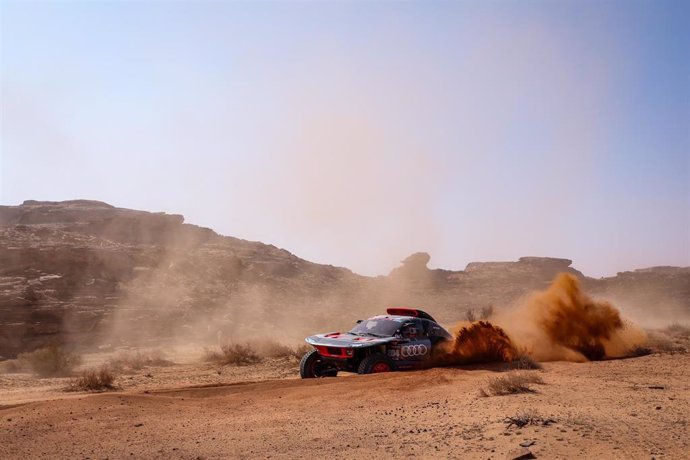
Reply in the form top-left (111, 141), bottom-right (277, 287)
top-left (358, 353), bottom-right (395, 374)
top-left (300, 349), bottom-right (338, 378)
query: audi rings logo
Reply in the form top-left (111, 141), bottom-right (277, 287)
top-left (400, 344), bottom-right (428, 357)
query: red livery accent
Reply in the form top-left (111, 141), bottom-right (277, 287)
top-left (371, 362), bottom-right (391, 373)
top-left (386, 307), bottom-right (437, 322)
top-left (386, 307), bottom-right (419, 317)
top-left (315, 346), bottom-right (353, 358)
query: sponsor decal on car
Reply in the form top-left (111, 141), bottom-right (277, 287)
top-left (400, 344), bottom-right (428, 357)
top-left (387, 348), bottom-right (401, 360)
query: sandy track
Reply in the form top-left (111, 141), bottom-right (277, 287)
top-left (2, 354), bottom-right (689, 459)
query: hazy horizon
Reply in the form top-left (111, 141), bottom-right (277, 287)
top-left (2, 0), bottom-right (688, 277)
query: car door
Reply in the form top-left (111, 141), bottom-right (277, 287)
top-left (398, 319), bottom-right (432, 364)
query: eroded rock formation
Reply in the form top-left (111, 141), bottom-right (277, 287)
top-left (1, 200), bottom-right (688, 358)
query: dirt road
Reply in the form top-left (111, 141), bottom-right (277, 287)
top-left (2, 354), bottom-right (688, 459)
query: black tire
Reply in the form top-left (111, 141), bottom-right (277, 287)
top-left (300, 349), bottom-right (338, 378)
top-left (357, 353), bottom-right (396, 375)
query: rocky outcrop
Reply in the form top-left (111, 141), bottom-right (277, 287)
top-left (585, 266), bottom-right (690, 325)
top-left (1, 200), bottom-right (688, 358)
top-left (0, 200), bottom-right (358, 357)
top-left (390, 252), bottom-right (432, 275)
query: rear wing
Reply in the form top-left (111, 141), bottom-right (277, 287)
top-left (386, 307), bottom-right (437, 323)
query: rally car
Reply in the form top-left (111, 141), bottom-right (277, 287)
top-left (300, 308), bottom-right (453, 378)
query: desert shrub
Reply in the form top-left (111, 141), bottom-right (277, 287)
top-left (293, 343), bottom-right (313, 357)
top-left (510, 354), bottom-right (543, 370)
top-left (9, 345), bottom-right (82, 377)
top-left (107, 350), bottom-right (173, 372)
top-left (504, 409), bottom-right (556, 428)
top-left (480, 371), bottom-right (544, 397)
top-left (253, 340), bottom-right (297, 359)
top-left (206, 340), bottom-right (313, 365)
top-left (255, 340), bottom-right (313, 359)
top-left (206, 343), bottom-right (262, 366)
top-left (68, 366), bottom-right (116, 392)
top-left (465, 309), bottom-right (476, 323)
top-left (479, 305), bottom-right (494, 320)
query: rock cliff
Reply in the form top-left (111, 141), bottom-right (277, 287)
top-left (1, 200), bottom-right (688, 357)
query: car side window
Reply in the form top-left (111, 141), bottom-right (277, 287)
top-left (399, 323), bottom-right (413, 338)
top-left (413, 319), bottom-right (428, 338)
top-left (400, 319), bottom-right (430, 339)
top-left (421, 319), bottom-right (432, 337)
top-left (427, 321), bottom-right (453, 340)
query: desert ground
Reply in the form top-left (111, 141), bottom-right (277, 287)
top-left (2, 352), bottom-right (688, 459)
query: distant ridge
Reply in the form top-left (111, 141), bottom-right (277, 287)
top-left (1, 200), bottom-right (688, 358)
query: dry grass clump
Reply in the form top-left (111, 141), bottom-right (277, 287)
top-left (464, 309), bottom-right (476, 322)
top-left (107, 350), bottom-right (173, 372)
top-left (479, 371), bottom-right (545, 397)
top-left (464, 306), bottom-right (494, 323)
top-left (67, 366), bottom-right (116, 392)
top-left (480, 305), bottom-right (494, 320)
top-left (509, 354), bottom-right (543, 370)
top-left (205, 340), bottom-right (312, 366)
top-left (0, 345), bottom-right (82, 377)
top-left (206, 343), bottom-right (262, 366)
top-left (257, 341), bottom-right (312, 359)
top-left (253, 341), bottom-right (304, 359)
top-left (504, 409), bottom-right (556, 428)
top-left (293, 343), bottom-right (313, 357)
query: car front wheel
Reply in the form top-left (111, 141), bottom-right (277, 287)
top-left (357, 353), bottom-right (395, 374)
top-left (300, 349), bottom-right (337, 378)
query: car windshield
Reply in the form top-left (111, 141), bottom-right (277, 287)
top-left (349, 318), bottom-right (402, 337)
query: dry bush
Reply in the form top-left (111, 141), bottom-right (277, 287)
top-left (293, 343), bottom-right (313, 357)
top-left (510, 354), bottom-right (543, 370)
top-left (504, 409), bottom-right (556, 428)
top-left (68, 366), bottom-right (116, 392)
top-left (3, 345), bottom-right (82, 377)
top-left (255, 340), bottom-right (313, 359)
top-left (465, 309), bottom-right (476, 322)
top-left (205, 343), bottom-right (262, 366)
top-left (480, 371), bottom-right (544, 397)
top-left (206, 341), bottom-right (312, 365)
top-left (260, 342), bottom-right (292, 358)
top-left (479, 305), bottom-right (494, 320)
top-left (107, 350), bottom-right (173, 372)
top-left (253, 340), bottom-right (298, 359)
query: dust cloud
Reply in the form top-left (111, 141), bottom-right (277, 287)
top-left (440, 321), bottom-right (518, 364)
top-left (440, 273), bottom-right (647, 364)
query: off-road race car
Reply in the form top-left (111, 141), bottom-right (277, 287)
top-left (300, 308), bottom-right (453, 378)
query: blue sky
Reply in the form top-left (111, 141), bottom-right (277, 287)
top-left (1, 0), bottom-right (688, 276)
